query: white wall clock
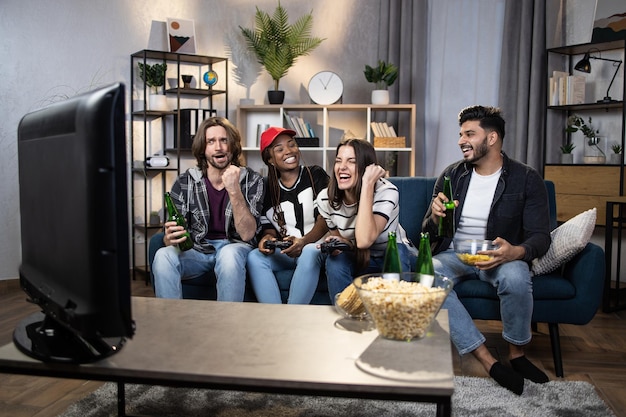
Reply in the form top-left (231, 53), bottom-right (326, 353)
top-left (308, 71), bottom-right (343, 105)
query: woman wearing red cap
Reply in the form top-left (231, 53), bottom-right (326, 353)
top-left (247, 126), bottom-right (330, 304)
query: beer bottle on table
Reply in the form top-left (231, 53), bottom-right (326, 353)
top-left (416, 232), bottom-right (435, 287)
top-left (383, 231), bottom-right (402, 273)
top-left (438, 176), bottom-right (456, 238)
top-left (164, 192), bottom-right (194, 251)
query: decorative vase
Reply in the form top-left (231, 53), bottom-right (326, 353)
top-left (149, 213), bottom-right (161, 225)
top-left (583, 136), bottom-right (606, 164)
top-left (267, 90), bottom-right (285, 105)
top-left (149, 94), bottom-right (169, 111)
top-left (560, 153), bottom-right (574, 164)
top-left (371, 90), bottom-right (390, 105)
top-left (181, 75), bottom-right (193, 89)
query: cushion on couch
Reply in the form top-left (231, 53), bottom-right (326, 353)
top-left (531, 207), bottom-right (596, 275)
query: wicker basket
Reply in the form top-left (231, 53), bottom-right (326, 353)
top-left (373, 136), bottom-right (406, 148)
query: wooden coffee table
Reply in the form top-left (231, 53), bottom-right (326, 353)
top-left (0, 297), bottom-right (454, 416)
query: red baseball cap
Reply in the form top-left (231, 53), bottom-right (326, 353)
top-left (260, 126), bottom-right (296, 153)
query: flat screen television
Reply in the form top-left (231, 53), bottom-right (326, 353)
top-left (13, 82), bottom-right (135, 363)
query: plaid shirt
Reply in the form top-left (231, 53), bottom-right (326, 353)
top-left (170, 166), bottom-right (264, 253)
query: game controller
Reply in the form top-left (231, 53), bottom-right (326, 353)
top-left (264, 240), bottom-right (293, 250)
top-left (320, 240), bottom-right (353, 253)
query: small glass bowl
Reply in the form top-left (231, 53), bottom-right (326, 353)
top-left (454, 239), bottom-right (498, 265)
top-left (334, 287), bottom-right (369, 320)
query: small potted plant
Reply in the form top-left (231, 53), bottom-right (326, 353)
top-left (364, 60), bottom-right (398, 105)
top-left (610, 143), bottom-right (623, 165)
top-left (239, 2), bottom-right (325, 104)
top-left (566, 114), bottom-right (605, 164)
top-left (138, 62), bottom-right (168, 111)
top-left (559, 143), bottom-right (575, 164)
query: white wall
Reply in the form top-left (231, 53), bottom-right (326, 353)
top-left (0, 0), bottom-right (380, 280)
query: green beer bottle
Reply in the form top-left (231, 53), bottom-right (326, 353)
top-left (438, 176), bottom-right (456, 238)
top-left (164, 192), bottom-right (194, 251)
top-left (383, 231), bottom-right (402, 273)
top-left (416, 232), bottom-right (435, 287)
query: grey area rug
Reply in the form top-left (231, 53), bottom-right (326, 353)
top-left (57, 376), bottom-right (615, 417)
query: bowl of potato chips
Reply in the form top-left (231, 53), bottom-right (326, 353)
top-left (454, 239), bottom-right (498, 265)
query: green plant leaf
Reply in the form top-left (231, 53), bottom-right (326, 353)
top-left (364, 60), bottom-right (398, 89)
top-left (240, 2), bottom-right (325, 91)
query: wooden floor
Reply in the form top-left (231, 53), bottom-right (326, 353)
top-left (0, 278), bottom-right (624, 417)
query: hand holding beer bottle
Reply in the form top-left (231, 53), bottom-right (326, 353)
top-left (164, 192), bottom-right (194, 251)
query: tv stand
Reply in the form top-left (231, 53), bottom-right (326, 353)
top-left (13, 312), bottom-right (127, 364)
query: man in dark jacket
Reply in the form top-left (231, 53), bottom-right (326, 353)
top-left (423, 105), bottom-right (551, 395)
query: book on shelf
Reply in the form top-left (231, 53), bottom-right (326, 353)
top-left (567, 75), bottom-right (585, 105)
top-left (370, 122), bottom-right (396, 138)
top-left (283, 111), bottom-right (315, 138)
top-left (256, 123), bottom-right (270, 147)
top-left (548, 71), bottom-right (585, 105)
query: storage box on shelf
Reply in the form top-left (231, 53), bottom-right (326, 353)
top-left (544, 39), bottom-right (625, 226)
top-left (130, 50), bottom-right (228, 281)
top-left (236, 104), bottom-right (416, 176)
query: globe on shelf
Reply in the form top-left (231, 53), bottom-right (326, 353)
top-left (203, 70), bottom-right (218, 87)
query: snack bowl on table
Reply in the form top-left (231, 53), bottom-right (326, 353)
top-left (352, 272), bottom-right (452, 341)
top-left (454, 239), bottom-right (498, 265)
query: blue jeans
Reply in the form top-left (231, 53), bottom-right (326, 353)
top-left (247, 243), bottom-right (326, 304)
top-left (433, 249), bottom-right (533, 355)
top-left (326, 243), bottom-right (413, 300)
top-left (153, 240), bottom-right (252, 301)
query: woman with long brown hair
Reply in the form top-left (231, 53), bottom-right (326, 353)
top-left (316, 138), bottom-right (415, 299)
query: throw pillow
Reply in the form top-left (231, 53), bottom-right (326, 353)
top-left (531, 207), bottom-right (596, 275)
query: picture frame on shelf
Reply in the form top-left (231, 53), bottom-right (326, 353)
top-left (167, 18), bottom-right (197, 54)
top-left (592, 0), bottom-right (626, 43)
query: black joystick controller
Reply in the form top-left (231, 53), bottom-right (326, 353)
top-left (320, 240), bottom-right (353, 253)
top-left (264, 240), bottom-right (293, 250)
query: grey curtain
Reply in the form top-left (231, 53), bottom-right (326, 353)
top-left (497, 0), bottom-right (547, 172)
top-left (379, 0), bottom-right (546, 175)
top-left (377, 0), bottom-right (429, 176)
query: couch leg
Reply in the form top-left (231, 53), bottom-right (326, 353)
top-left (548, 323), bottom-right (564, 378)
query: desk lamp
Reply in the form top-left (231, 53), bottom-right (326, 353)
top-left (574, 50), bottom-right (623, 104)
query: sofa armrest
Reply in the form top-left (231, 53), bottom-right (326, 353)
top-left (560, 242), bottom-right (605, 323)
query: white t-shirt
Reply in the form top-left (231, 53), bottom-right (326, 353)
top-left (454, 167), bottom-right (501, 242)
top-left (316, 178), bottom-right (413, 257)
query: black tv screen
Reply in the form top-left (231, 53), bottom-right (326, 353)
top-left (14, 82), bottom-right (135, 363)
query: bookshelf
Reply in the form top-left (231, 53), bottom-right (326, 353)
top-left (544, 39), bottom-right (625, 226)
top-left (236, 104), bottom-right (416, 176)
top-left (130, 50), bottom-right (228, 279)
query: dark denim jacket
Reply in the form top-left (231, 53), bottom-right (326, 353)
top-left (422, 152), bottom-right (551, 263)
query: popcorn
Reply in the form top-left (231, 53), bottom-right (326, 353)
top-left (356, 277), bottom-right (447, 340)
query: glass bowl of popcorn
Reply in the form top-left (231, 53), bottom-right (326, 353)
top-left (352, 272), bottom-right (452, 341)
top-left (454, 239), bottom-right (498, 265)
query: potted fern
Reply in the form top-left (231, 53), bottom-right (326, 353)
top-left (364, 60), bottom-right (398, 105)
top-left (239, 1), bottom-right (325, 104)
top-left (138, 62), bottom-right (168, 111)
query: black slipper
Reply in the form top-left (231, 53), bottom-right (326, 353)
top-left (489, 361), bottom-right (524, 395)
top-left (510, 356), bottom-right (549, 383)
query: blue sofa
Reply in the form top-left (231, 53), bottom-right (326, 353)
top-left (148, 176), bottom-right (605, 377)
